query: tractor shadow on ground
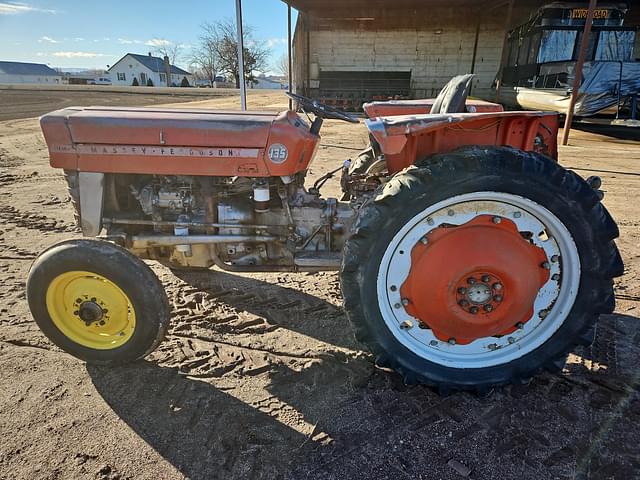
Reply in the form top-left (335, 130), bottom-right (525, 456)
top-left (169, 269), bottom-right (359, 352)
top-left (87, 360), bottom-right (309, 480)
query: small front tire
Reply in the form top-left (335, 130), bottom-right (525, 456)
top-left (27, 239), bottom-right (170, 364)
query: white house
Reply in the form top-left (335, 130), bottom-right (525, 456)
top-left (107, 53), bottom-right (193, 87)
top-left (0, 61), bottom-right (62, 84)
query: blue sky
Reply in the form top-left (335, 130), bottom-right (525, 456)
top-left (0, 0), bottom-right (294, 72)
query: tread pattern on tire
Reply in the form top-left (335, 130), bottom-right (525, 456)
top-left (341, 146), bottom-right (623, 392)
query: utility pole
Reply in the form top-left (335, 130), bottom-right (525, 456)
top-left (235, 0), bottom-right (247, 110)
top-left (562, 0), bottom-right (597, 145)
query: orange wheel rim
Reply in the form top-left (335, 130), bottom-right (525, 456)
top-left (399, 215), bottom-right (550, 344)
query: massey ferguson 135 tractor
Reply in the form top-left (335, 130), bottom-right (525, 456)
top-left (28, 78), bottom-right (623, 392)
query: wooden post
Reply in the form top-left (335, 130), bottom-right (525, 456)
top-left (288, 4), bottom-right (293, 109)
top-left (235, 0), bottom-right (247, 111)
top-left (495, 0), bottom-right (515, 103)
top-left (562, 0), bottom-right (597, 145)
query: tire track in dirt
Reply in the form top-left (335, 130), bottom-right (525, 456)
top-left (0, 205), bottom-right (78, 234)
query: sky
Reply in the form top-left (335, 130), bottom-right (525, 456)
top-left (0, 0), bottom-right (295, 73)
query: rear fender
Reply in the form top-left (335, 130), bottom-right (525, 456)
top-left (366, 111), bottom-right (559, 174)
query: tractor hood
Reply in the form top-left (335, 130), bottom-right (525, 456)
top-left (40, 106), bottom-right (321, 177)
top-left (43, 106), bottom-right (279, 148)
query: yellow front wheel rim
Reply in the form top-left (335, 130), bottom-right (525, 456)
top-left (45, 270), bottom-right (136, 350)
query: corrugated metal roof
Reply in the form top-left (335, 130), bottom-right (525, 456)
top-left (0, 61), bottom-right (60, 76)
top-left (110, 53), bottom-right (191, 76)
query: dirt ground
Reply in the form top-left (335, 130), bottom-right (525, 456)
top-left (0, 87), bottom-right (234, 122)
top-left (0, 89), bottom-right (639, 480)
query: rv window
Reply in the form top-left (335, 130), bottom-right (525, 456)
top-left (508, 37), bottom-right (519, 66)
top-left (528, 32), bottom-right (541, 64)
top-left (518, 36), bottom-right (531, 65)
top-left (538, 30), bottom-right (577, 63)
top-left (574, 31), bottom-right (597, 61)
top-left (595, 31), bottom-right (635, 61)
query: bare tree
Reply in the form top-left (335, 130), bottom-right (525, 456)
top-left (154, 42), bottom-right (183, 65)
top-left (190, 23), bottom-right (220, 87)
top-left (275, 53), bottom-right (289, 79)
top-left (196, 19), bottom-right (270, 88)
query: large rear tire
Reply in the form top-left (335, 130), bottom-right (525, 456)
top-left (27, 239), bottom-right (170, 364)
top-left (341, 146), bottom-right (623, 393)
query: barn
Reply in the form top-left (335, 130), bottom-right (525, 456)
top-left (0, 61), bottom-right (62, 84)
top-left (284, 0), bottom-right (640, 109)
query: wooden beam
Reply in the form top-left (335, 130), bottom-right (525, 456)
top-left (288, 4), bottom-right (293, 109)
top-left (561, 0), bottom-right (597, 145)
top-left (494, 0), bottom-right (515, 103)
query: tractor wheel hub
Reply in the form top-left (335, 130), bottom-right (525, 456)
top-left (400, 215), bottom-right (550, 344)
top-left (78, 301), bottom-right (104, 324)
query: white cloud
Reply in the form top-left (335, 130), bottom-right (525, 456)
top-left (52, 51), bottom-right (110, 58)
top-left (0, 2), bottom-right (56, 14)
top-left (118, 38), bottom-right (143, 45)
top-left (145, 38), bottom-right (172, 47)
top-left (38, 35), bottom-right (58, 43)
top-left (265, 37), bottom-right (287, 49)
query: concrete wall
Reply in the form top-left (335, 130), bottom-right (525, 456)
top-left (293, 3), bottom-right (547, 100)
top-left (295, 7), bottom-right (507, 99)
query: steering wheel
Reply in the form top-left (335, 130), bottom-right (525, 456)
top-left (286, 92), bottom-right (359, 124)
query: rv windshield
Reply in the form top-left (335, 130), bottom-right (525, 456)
top-left (595, 30), bottom-right (635, 61)
top-left (538, 30), bottom-right (577, 63)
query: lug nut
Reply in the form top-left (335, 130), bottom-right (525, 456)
top-left (75, 298), bottom-right (82, 304)
top-left (508, 337), bottom-right (516, 344)
top-left (390, 285), bottom-right (397, 292)
top-left (401, 298), bottom-right (410, 306)
top-left (420, 237), bottom-right (428, 245)
top-left (448, 338), bottom-right (456, 345)
top-left (394, 303), bottom-right (401, 309)
top-left (493, 295), bottom-right (503, 302)
top-left (429, 340), bottom-right (438, 346)
top-left (515, 322), bottom-right (525, 329)
top-left (538, 310), bottom-right (549, 319)
top-left (400, 320), bottom-right (413, 330)
top-left (541, 262), bottom-right (551, 270)
top-left (457, 287), bottom-right (467, 294)
top-left (467, 277), bottom-right (477, 285)
top-left (513, 212), bottom-right (522, 218)
top-left (493, 283), bottom-right (503, 291)
top-left (458, 299), bottom-right (469, 307)
top-left (551, 255), bottom-right (559, 262)
top-left (492, 216), bottom-right (502, 224)
top-left (469, 306), bottom-right (479, 315)
top-left (91, 297), bottom-right (97, 302)
top-left (488, 343), bottom-right (498, 350)
top-left (552, 274), bottom-right (560, 281)
top-left (73, 310), bottom-right (79, 316)
top-left (481, 275), bottom-right (490, 283)
top-left (484, 304), bottom-right (493, 312)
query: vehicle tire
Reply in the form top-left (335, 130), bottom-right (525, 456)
top-left (27, 239), bottom-right (171, 364)
top-left (341, 146), bottom-right (623, 393)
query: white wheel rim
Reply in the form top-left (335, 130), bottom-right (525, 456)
top-left (376, 191), bottom-right (581, 369)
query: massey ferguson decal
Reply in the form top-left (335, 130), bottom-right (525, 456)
top-left (52, 144), bottom-right (260, 158)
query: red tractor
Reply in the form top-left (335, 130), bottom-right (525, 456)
top-left (28, 78), bottom-right (622, 392)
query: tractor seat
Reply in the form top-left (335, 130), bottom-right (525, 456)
top-left (430, 74), bottom-right (475, 114)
